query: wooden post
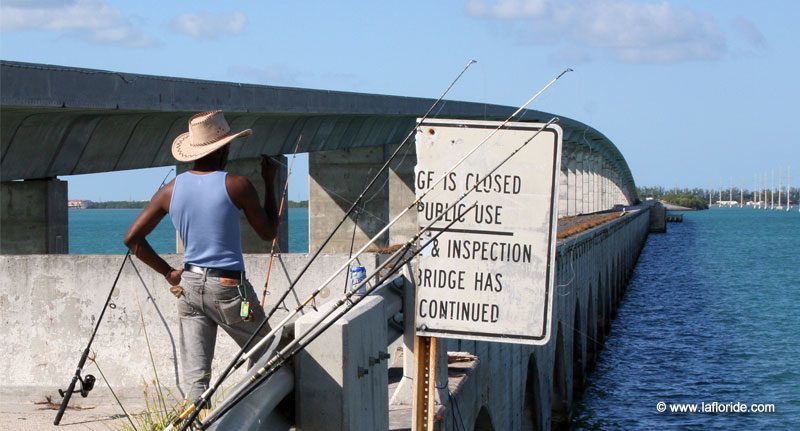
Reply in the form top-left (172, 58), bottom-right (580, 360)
top-left (412, 335), bottom-right (438, 431)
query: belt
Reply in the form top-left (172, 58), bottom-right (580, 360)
top-left (184, 264), bottom-right (244, 280)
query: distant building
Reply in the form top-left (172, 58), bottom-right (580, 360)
top-left (67, 200), bottom-right (89, 209)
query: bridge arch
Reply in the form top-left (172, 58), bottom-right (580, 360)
top-left (473, 406), bottom-right (495, 431)
top-left (522, 354), bottom-right (543, 431)
top-left (551, 323), bottom-right (571, 430)
top-left (572, 299), bottom-right (586, 399)
top-left (586, 285), bottom-right (598, 370)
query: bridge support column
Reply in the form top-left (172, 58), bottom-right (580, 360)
top-left (587, 155), bottom-right (595, 213)
top-left (602, 163), bottom-right (609, 210)
top-left (593, 156), bottom-right (601, 212)
top-left (575, 153), bottom-right (585, 214)
top-left (387, 143), bottom-right (418, 245)
top-left (175, 156), bottom-right (288, 254)
top-left (309, 147), bottom-right (388, 253)
top-left (0, 178), bottom-right (68, 254)
top-left (567, 153), bottom-right (577, 216)
top-left (559, 158), bottom-right (568, 217)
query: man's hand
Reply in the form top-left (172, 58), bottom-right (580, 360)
top-left (261, 155), bottom-right (278, 183)
top-left (166, 269), bottom-right (184, 286)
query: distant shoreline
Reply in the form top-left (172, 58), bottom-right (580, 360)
top-left (69, 200), bottom-right (309, 209)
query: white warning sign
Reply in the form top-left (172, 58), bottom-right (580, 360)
top-left (414, 118), bottom-right (562, 345)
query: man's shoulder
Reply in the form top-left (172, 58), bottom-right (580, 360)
top-left (224, 173), bottom-right (256, 206)
top-left (225, 173), bottom-right (252, 187)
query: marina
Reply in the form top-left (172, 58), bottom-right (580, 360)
top-left (1, 2), bottom-right (798, 429)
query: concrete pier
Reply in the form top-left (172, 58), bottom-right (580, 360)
top-left (309, 147), bottom-right (389, 252)
top-left (0, 178), bottom-right (68, 254)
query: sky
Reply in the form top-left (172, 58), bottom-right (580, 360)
top-left (1, 0), bottom-right (798, 201)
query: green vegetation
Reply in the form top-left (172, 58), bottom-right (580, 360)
top-left (86, 201), bottom-right (149, 209)
top-left (288, 200), bottom-right (308, 208)
top-left (660, 194), bottom-right (709, 210)
top-left (638, 185), bottom-right (800, 208)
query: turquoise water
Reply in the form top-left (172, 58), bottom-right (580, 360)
top-left (67, 206), bottom-right (800, 428)
top-left (68, 207), bottom-right (309, 254)
top-left (574, 208), bottom-right (800, 430)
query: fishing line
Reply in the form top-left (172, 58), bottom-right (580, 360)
top-left (54, 169), bottom-right (174, 425)
top-left (167, 61), bottom-right (480, 429)
top-left (53, 253), bottom-right (131, 426)
top-left (181, 65), bottom-right (569, 429)
top-left (129, 258), bottom-right (184, 396)
top-left (261, 59), bottom-right (478, 320)
top-left (87, 350), bottom-right (138, 431)
top-left (197, 203), bottom-right (479, 429)
top-left (260, 137), bottom-right (303, 306)
top-left (342, 206), bottom-right (361, 295)
top-left (557, 258), bottom-right (577, 291)
top-left (225, 75), bottom-right (570, 376)
top-left (361, 141), bottom-right (415, 207)
top-left (200, 116), bottom-right (563, 428)
top-left (314, 181), bottom-right (386, 223)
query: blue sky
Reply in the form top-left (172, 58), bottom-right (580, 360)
top-left (1, 0), bottom-right (798, 201)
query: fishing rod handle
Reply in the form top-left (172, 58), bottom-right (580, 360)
top-left (53, 375), bottom-right (78, 425)
top-left (53, 347), bottom-right (90, 425)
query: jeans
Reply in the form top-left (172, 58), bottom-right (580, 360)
top-left (177, 270), bottom-right (272, 401)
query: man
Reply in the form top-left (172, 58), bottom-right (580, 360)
top-left (124, 110), bottom-right (279, 402)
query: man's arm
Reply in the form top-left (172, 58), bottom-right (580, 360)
top-left (227, 155), bottom-right (279, 241)
top-left (123, 180), bottom-right (183, 285)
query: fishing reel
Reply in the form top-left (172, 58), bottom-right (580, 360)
top-left (59, 373), bottom-right (96, 398)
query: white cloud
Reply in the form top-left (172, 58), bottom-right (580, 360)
top-left (731, 17), bottom-right (766, 49)
top-left (171, 11), bottom-right (246, 40)
top-left (466, 0), bottom-right (730, 63)
top-left (466, 0), bottom-right (550, 18)
top-left (0, 0), bottom-right (158, 48)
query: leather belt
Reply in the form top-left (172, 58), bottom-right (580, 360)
top-left (184, 263), bottom-right (244, 280)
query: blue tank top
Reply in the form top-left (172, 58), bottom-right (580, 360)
top-left (170, 171), bottom-right (244, 271)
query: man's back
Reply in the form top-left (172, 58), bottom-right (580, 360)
top-left (170, 170), bottom-right (244, 271)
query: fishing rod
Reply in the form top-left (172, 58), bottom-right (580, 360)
top-left (163, 60), bottom-right (478, 429)
top-left (195, 202), bottom-right (478, 430)
top-left (197, 116), bottom-right (561, 429)
top-left (227, 70), bottom-right (571, 371)
top-left (54, 169), bottom-right (175, 426)
top-left (260, 140), bottom-right (303, 306)
top-left (262, 59), bottom-right (477, 318)
top-left (176, 66), bottom-right (569, 430)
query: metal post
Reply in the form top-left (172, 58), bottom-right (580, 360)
top-left (413, 336), bottom-right (438, 431)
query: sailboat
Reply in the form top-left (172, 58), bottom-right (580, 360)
top-left (776, 168), bottom-right (784, 210)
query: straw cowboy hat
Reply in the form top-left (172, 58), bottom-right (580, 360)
top-left (172, 110), bottom-right (252, 162)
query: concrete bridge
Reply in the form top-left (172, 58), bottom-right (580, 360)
top-left (1, 60), bottom-right (636, 254)
top-left (0, 61), bottom-right (660, 430)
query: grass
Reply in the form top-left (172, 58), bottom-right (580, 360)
top-left (103, 289), bottom-right (184, 431)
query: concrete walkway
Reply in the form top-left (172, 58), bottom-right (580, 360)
top-left (2, 386), bottom-right (152, 431)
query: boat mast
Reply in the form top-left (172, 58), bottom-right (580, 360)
top-left (771, 169), bottom-right (775, 210)
top-left (729, 179), bottom-right (733, 207)
top-left (709, 181), bottom-right (713, 207)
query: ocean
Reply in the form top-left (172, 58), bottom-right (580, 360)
top-left (68, 207), bottom-right (309, 254)
top-left (69, 206), bottom-right (799, 428)
top-left (574, 207), bottom-right (800, 430)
